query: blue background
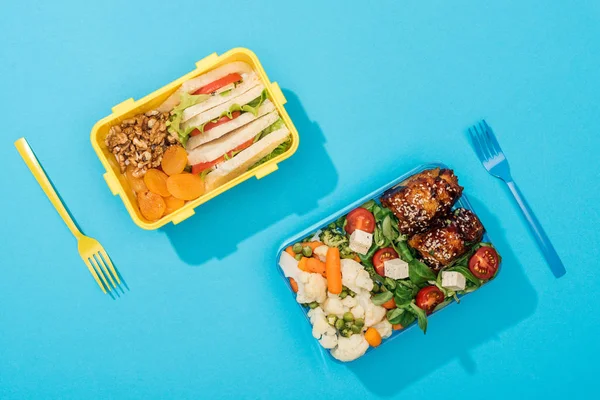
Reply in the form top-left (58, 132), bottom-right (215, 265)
top-left (1, 0), bottom-right (599, 398)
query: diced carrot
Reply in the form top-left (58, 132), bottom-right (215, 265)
top-left (298, 257), bottom-right (326, 276)
top-left (285, 246), bottom-right (295, 257)
top-left (365, 327), bottom-right (382, 347)
top-left (392, 324), bottom-right (404, 331)
top-left (325, 247), bottom-right (342, 294)
top-left (289, 278), bottom-right (298, 293)
top-left (301, 241), bottom-right (324, 251)
top-left (353, 255), bottom-right (362, 263)
top-left (382, 298), bottom-right (396, 310)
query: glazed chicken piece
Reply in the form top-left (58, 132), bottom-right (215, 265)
top-left (380, 168), bottom-right (463, 235)
top-left (450, 208), bottom-right (484, 242)
top-left (408, 226), bottom-right (465, 271)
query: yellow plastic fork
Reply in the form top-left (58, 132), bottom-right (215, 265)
top-left (15, 138), bottom-right (122, 295)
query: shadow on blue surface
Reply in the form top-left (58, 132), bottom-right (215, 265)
top-left (162, 89), bottom-right (338, 266)
top-left (344, 195), bottom-right (538, 397)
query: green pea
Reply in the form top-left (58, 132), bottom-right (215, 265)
top-left (355, 318), bottom-right (365, 328)
top-left (308, 302), bottom-right (319, 309)
top-left (351, 324), bottom-right (361, 334)
top-left (339, 291), bottom-right (348, 299)
top-left (341, 329), bottom-right (352, 338)
top-left (327, 315), bottom-right (337, 326)
top-left (295, 254), bottom-right (303, 261)
top-left (302, 246), bottom-right (313, 257)
top-left (335, 319), bottom-right (345, 330)
top-left (292, 243), bottom-right (303, 253)
top-left (345, 321), bottom-right (353, 328)
top-left (343, 312), bottom-right (354, 322)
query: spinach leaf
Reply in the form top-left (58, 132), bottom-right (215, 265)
top-left (361, 200), bottom-right (376, 212)
top-left (394, 283), bottom-right (415, 304)
top-left (383, 277), bottom-right (397, 291)
top-left (382, 215), bottom-right (399, 243)
top-left (393, 240), bottom-right (414, 262)
top-left (409, 302), bottom-right (428, 334)
top-left (372, 291), bottom-right (393, 306)
top-left (386, 308), bottom-right (404, 324)
top-left (408, 259), bottom-right (436, 286)
top-left (387, 308), bottom-right (416, 327)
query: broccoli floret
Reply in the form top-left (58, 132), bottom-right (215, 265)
top-left (319, 228), bottom-right (356, 259)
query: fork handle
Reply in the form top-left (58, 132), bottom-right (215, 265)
top-left (506, 180), bottom-right (566, 277)
top-left (15, 138), bottom-right (82, 238)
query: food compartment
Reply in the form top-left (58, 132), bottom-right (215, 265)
top-left (91, 48), bottom-right (299, 229)
top-left (277, 163), bottom-right (501, 362)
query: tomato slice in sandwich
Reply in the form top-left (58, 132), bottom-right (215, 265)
top-left (190, 111), bottom-right (242, 137)
top-left (191, 137), bottom-right (255, 175)
top-left (193, 73), bottom-right (242, 95)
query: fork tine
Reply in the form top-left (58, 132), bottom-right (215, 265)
top-left (468, 127), bottom-right (486, 161)
top-left (478, 121), bottom-right (497, 157)
top-left (89, 256), bottom-right (111, 292)
top-left (472, 123), bottom-right (491, 160)
top-left (84, 258), bottom-right (107, 294)
top-left (482, 120), bottom-right (504, 155)
top-left (93, 253), bottom-right (117, 290)
top-left (99, 249), bottom-right (121, 285)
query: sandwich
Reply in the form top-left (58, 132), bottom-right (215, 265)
top-left (157, 61), bottom-right (292, 191)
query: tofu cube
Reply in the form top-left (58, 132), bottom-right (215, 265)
top-left (349, 229), bottom-right (373, 255)
top-left (441, 271), bottom-right (466, 291)
top-left (383, 258), bottom-right (409, 280)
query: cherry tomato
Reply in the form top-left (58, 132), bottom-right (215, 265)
top-left (372, 247), bottom-right (399, 276)
top-left (191, 137), bottom-right (255, 175)
top-left (416, 286), bottom-right (444, 314)
top-left (193, 73), bottom-right (242, 95)
top-left (190, 111), bottom-right (241, 137)
top-left (468, 246), bottom-right (499, 280)
top-left (345, 207), bottom-right (376, 234)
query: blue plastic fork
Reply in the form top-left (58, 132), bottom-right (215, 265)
top-left (468, 120), bottom-right (566, 278)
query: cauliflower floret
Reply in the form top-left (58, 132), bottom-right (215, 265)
top-left (331, 334), bottom-right (369, 362)
top-left (314, 245), bottom-right (329, 262)
top-left (323, 296), bottom-right (348, 317)
top-left (319, 333), bottom-right (338, 349)
top-left (372, 319), bottom-right (393, 339)
top-left (356, 292), bottom-right (386, 327)
top-left (341, 295), bottom-right (357, 308)
top-left (351, 305), bottom-right (365, 320)
top-left (308, 307), bottom-right (338, 349)
top-left (296, 273), bottom-right (327, 304)
top-left (341, 259), bottom-right (374, 293)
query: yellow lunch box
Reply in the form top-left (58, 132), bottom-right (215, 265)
top-left (90, 47), bottom-right (299, 230)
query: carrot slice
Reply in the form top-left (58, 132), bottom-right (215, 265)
top-left (161, 146), bottom-right (188, 176)
top-left (325, 247), bottom-right (342, 294)
top-left (144, 169), bottom-right (170, 197)
top-left (365, 327), bottom-right (382, 347)
top-left (392, 324), bottom-right (404, 331)
top-left (285, 246), bottom-right (295, 257)
top-left (382, 298), bottom-right (396, 310)
top-left (298, 257), bottom-right (326, 276)
top-left (289, 278), bottom-right (298, 293)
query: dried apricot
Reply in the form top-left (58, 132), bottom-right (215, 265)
top-left (143, 168), bottom-right (170, 197)
top-left (166, 173), bottom-right (205, 200)
top-left (164, 196), bottom-right (185, 214)
top-left (161, 146), bottom-right (188, 176)
top-left (137, 191), bottom-right (166, 221)
top-left (126, 165), bottom-right (148, 194)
